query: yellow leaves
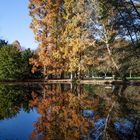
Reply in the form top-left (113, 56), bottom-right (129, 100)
top-left (52, 106), bottom-right (61, 114)
top-left (52, 51), bottom-right (61, 59)
top-left (29, 0), bottom-right (94, 75)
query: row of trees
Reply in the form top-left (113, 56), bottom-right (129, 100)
top-left (0, 39), bottom-right (42, 80)
top-left (29, 0), bottom-right (140, 79)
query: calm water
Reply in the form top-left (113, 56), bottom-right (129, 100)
top-left (0, 84), bottom-right (139, 140)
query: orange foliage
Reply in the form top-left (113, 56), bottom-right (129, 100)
top-left (29, 85), bottom-right (102, 139)
top-left (29, 0), bottom-right (95, 77)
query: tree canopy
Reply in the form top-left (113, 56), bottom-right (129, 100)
top-left (29, 0), bottom-right (140, 79)
top-left (0, 41), bottom-right (41, 80)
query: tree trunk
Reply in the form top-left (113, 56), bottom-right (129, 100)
top-left (70, 83), bottom-right (73, 91)
top-left (78, 63), bottom-right (81, 80)
top-left (43, 65), bottom-right (46, 77)
top-left (129, 70), bottom-right (132, 78)
top-left (104, 72), bottom-right (107, 78)
top-left (48, 74), bottom-right (53, 79)
top-left (60, 71), bottom-right (64, 79)
top-left (77, 70), bottom-right (81, 80)
top-left (70, 72), bottom-right (73, 80)
top-left (106, 43), bottom-right (119, 72)
top-left (92, 70), bottom-right (94, 78)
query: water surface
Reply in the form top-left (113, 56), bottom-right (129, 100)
top-left (0, 84), bottom-right (139, 140)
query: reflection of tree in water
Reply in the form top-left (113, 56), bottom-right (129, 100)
top-left (0, 84), bottom-right (40, 120)
top-left (112, 85), bottom-right (140, 140)
top-left (29, 84), bottom-right (101, 140)
top-left (29, 84), bottom-right (140, 140)
top-left (90, 85), bottom-right (140, 140)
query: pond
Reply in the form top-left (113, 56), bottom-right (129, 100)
top-left (0, 83), bottom-right (139, 140)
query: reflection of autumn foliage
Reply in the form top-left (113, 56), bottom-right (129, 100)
top-left (29, 84), bottom-right (140, 140)
top-left (29, 85), bottom-right (100, 140)
top-left (29, 85), bottom-right (119, 140)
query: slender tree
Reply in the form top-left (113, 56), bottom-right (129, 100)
top-left (89, 0), bottom-right (120, 76)
top-left (29, 0), bottom-right (63, 77)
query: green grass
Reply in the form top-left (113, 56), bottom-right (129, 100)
top-left (126, 77), bottom-right (140, 80)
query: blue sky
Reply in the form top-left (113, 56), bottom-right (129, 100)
top-left (0, 0), bottom-right (38, 50)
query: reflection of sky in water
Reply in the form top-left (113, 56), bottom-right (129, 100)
top-left (0, 109), bottom-right (39, 140)
top-left (114, 118), bottom-right (134, 134)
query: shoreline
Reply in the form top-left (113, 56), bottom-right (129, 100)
top-left (0, 79), bottom-right (139, 85)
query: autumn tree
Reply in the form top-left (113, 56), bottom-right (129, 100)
top-left (29, 0), bottom-right (140, 79)
top-left (12, 40), bottom-right (21, 50)
top-left (59, 0), bottom-right (94, 79)
top-left (29, 0), bottom-right (94, 79)
top-left (29, 0), bottom-right (64, 77)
